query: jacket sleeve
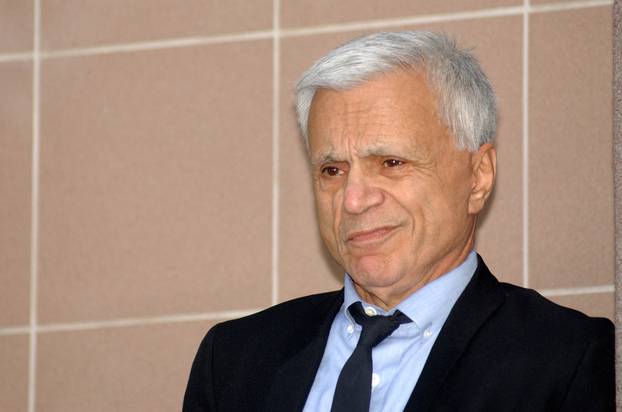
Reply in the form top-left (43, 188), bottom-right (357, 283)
top-left (183, 326), bottom-right (219, 412)
top-left (560, 318), bottom-right (615, 412)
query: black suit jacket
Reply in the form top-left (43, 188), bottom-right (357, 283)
top-left (183, 257), bottom-right (614, 411)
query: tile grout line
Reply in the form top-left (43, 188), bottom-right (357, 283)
top-left (37, 309), bottom-right (263, 332)
top-left (0, 1), bottom-right (612, 64)
top-left (280, 6), bottom-right (524, 37)
top-left (40, 30), bottom-right (274, 59)
top-left (539, 284), bottom-right (615, 297)
top-left (281, 1), bottom-right (611, 37)
top-left (28, 1), bottom-right (41, 411)
top-left (0, 52), bottom-right (33, 63)
top-left (0, 309), bottom-right (264, 336)
top-left (1, 279), bottom-right (616, 338)
top-left (0, 326), bottom-right (31, 336)
top-left (531, 0), bottom-right (613, 14)
top-left (522, 0), bottom-right (530, 288)
top-left (271, 0), bottom-right (281, 306)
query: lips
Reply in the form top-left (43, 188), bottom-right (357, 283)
top-left (346, 226), bottom-right (398, 244)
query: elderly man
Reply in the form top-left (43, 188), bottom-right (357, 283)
top-left (183, 32), bottom-right (614, 412)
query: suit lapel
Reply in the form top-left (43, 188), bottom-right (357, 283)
top-left (262, 290), bottom-right (344, 412)
top-left (404, 256), bottom-right (505, 412)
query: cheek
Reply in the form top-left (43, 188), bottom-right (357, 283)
top-left (314, 191), bottom-right (337, 235)
top-left (439, 180), bottom-right (472, 220)
top-left (314, 194), bottom-right (345, 264)
top-left (420, 187), bottom-right (470, 239)
top-left (394, 184), bottom-right (430, 221)
top-left (397, 184), bottom-right (453, 235)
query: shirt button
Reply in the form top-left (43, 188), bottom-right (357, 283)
top-left (423, 329), bottom-right (433, 338)
top-left (371, 373), bottom-right (380, 387)
top-left (346, 324), bottom-right (354, 334)
top-left (364, 306), bottom-right (377, 316)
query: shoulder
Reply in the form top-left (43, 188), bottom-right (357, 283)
top-left (485, 281), bottom-right (614, 409)
top-left (423, 260), bottom-right (615, 410)
top-left (472, 277), bottom-right (615, 382)
top-left (469, 257), bottom-right (613, 346)
top-left (494, 281), bottom-right (613, 342)
top-left (184, 292), bottom-right (343, 411)
top-left (214, 290), bottom-right (343, 334)
top-left (205, 290), bottom-right (343, 354)
top-left (192, 291), bottom-right (342, 400)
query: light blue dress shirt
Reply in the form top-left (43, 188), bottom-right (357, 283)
top-left (303, 251), bottom-right (477, 412)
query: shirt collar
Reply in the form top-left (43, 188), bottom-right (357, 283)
top-left (342, 250), bottom-right (477, 330)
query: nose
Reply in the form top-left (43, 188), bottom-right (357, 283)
top-left (343, 169), bottom-right (384, 215)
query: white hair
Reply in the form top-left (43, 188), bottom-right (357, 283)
top-left (295, 31), bottom-right (497, 152)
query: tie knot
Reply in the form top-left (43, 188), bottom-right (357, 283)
top-left (347, 302), bottom-right (411, 347)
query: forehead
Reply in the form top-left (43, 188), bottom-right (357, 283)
top-left (307, 70), bottom-right (448, 158)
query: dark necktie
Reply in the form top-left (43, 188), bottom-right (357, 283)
top-left (330, 302), bottom-right (412, 412)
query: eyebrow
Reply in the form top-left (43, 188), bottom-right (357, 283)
top-left (310, 152), bottom-right (341, 166)
top-left (310, 141), bottom-right (413, 166)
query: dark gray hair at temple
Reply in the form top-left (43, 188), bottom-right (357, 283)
top-left (294, 31), bottom-right (497, 152)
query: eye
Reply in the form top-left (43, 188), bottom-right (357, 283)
top-left (321, 166), bottom-right (343, 176)
top-left (383, 159), bottom-right (404, 168)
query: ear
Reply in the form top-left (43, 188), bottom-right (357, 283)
top-left (468, 143), bottom-right (497, 215)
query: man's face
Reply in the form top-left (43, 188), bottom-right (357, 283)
top-left (308, 70), bottom-right (486, 308)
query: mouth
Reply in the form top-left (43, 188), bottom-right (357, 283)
top-left (346, 226), bottom-right (398, 245)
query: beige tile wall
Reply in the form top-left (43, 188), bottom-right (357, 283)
top-left (0, 1), bottom-right (614, 411)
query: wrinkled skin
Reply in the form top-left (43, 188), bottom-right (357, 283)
top-left (308, 70), bottom-right (496, 310)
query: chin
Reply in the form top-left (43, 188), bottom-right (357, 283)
top-left (347, 255), bottom-right (404, 289)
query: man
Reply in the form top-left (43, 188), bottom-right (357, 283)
top-left (183, 32), bottom-right (614, 411)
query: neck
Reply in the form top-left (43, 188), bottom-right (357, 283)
top-left (353, 240), bottom-right (475, 311)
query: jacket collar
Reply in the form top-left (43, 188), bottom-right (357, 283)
top-left (262, 255), bottom-right (503, 412)
top-left (404, 255), bottom-right (505, 411)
